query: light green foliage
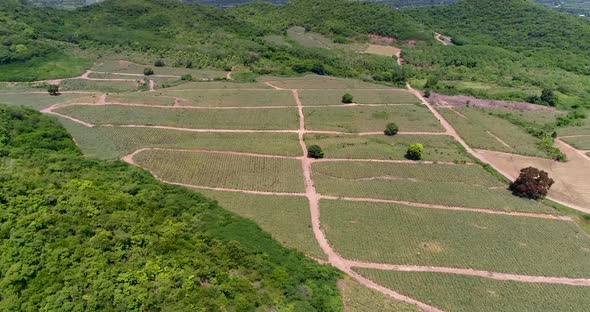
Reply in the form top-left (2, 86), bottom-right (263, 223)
top-left (164, 89), bottom-right (297, 107)
top-left (304, 133), bottom-right (471, 162)
top-left (134, 149), bottom-right (305, 192)
top-left (304, 105), bottom-right (443, 133)
top-left (312, 162), bottom-right (554, 212)
top-left (198, 190), bottom-right (325, 259)
top-left (0, 105), bottom-right (342, 312)
top-left (322, 200), bottom-right (590, 277)
top-left (55, 105), bottom-right (300, 130)
top-left (355, 270), bottom-right (590, 312)
top-left (299, 89), bottom-right (419, 105)
top-left (406, 143), bottom-right (424, 160)
top-left (60, 79), bottom-right (139, 92)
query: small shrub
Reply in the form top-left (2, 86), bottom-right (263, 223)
top-left (307, 145), bottom-right (324, 159)
top-left (423, 90), bottom-right (431, 98)
top-left (154, 59), bottom-right (166, 67)
top-left (181, 74), bottom-right (193, 81)
top-left (509, 167), bottom-right (554, 200)
top-left (406, 143), bottom-right (424, 160)
top-left (47, 84), bottom-right (59, 96)
top-left (144, 68), bottom-right (154, 76)
top-left (342, 93), bottom-right (354, 104)
top-left (384, 123), bottom-right (399, 136)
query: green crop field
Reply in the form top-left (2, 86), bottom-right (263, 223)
top-left (321, 200), bottom-right (589, 277)
top-left (197, 190), bottom-right (324, 259)
top-left (60, 79), bottom-right (140, 93)
top-left (163, 89), bottom-right (296, 106)
top-left (91, 60), bottom-right (227, 78)
top-left (54, 105), bottom-right (300, 130)
top-left (561, 136), bottom-right (590, 150)
top-left (487, 107), bottom-right (561, 126)
top-left (263, 75), bottom-right (390, 90)
top-left (304, 105), bottom-right (443, 133)
top-left (438, 107), bottom-right (547, 157)
top-left (355, 270), bottom-right (590, 312)
top-left (304, 133), bottom-right (471, 162)
top-left (339, 278), bottom-right (419, 312)
top-left (0, 93), bottom-right (93, 110)
top-left (106, 93), bottom-right (177, 106)
top-left (559, 118), bottom-right (590, 136)
top-left (298, 89), bottom-right (420, 105)
top-left (165, 81), bottom-right (272, 90)
top-left (312, 162), bottom-right (554, 212)
top-left (134, 149), bottom-right (305, 192)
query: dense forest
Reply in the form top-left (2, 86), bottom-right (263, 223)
top-left (0, 105), bottom-right (341, 311)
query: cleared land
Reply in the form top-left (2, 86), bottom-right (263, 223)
top-left (339, 278), bottom-right (419, 312)
top-left (163, 89), bottom-right (297, 106)
top-left (304, 105), bottom-right (443, 133)
top-left (439, 107), bottom-right (547, 157)
top-left (304, 133), bottom-right (471, 162)
top-left (263, 75), bottom-right (390, 90)
top-left (355, 270), bottom-right (590, 312)
top-left (107, 93), bottom-right (177, 106)
top-left (197, 190), bottom-right (324, 259)
top-left (166, 81), bottom-right (272, 90)
top-left (298, 89), bottom-right (419, 105)
top-left (91, 60), bottom-right (226, 78)
top-left (364, 44), bottom-right (401, 57)
top-left (312, 162), bottom-right (554, 212)
top-left (321, 200), bottom-right (590, 277)
top-left (133, 149), bottom-right (305, 193)
top-left (54, 105), bottom-right (300, 130)
top-left (0, 93), bottom-right (94, 110)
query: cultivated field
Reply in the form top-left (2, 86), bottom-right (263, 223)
top-left (355, 270), bottom-right (590, 312)
top-left (9, 64), bottom-right (590, 311)
top-left (561, 135), bottom-right (590, 150)
top-left (305, 105), bottom-right (443, 133)
top-left (322, 200), bottom-right (590, 277)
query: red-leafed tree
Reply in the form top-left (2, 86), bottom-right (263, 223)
top-left (509, 167), bottom-right (554, 200)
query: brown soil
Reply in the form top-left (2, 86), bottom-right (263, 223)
top-left (367, 34), bottom-right (397, 45)
top-left (428, 92), bottom-right (560, 112)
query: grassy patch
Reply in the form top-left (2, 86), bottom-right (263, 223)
top-left (54, 105), bottom-right (300, 130)
top-left (60, 79), bottom-right (139, 93)
top-left (106, 93), bottom-right (176, 106)
top-left (0, 93), bottom-right (92, 110)
top-left (263, 75), bottom-right (389, 90)
top-left (0, 53), bottom-right (91, 82)
top-left (322, 199), bottom-right (590, 277)
top-left (166, 81), bottom-right (272, 90)
top-left (355, 270), bottom-right (590, 312)
top-left (339, 277), bottom-right (419, 312)
top-left (198, 190), bottom-right (325, 259)
top-left (560, 136), bottom-right (590, 150)
top-left (134, 149), bottom-right (305, 193)
top-left (312, 162), bottom-right (553, 213)
top-left (164, 89), bottom-right (297, 106)
top-left (299, 89), bottom-right (419, 105)
top-left (91, 60), bottom-right (226, 78)
top-left (304, 133), bottom-right (471, 162)
top-left (305, 105), bottom-right (443, 133)
top-left (439, 107), bottom-right (548, 157)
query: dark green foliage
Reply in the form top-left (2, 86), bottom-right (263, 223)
top-left (154, 59), bottom-right (165, 67)
top-left (143, 67), bottom-right (154, 76)
top-left (405, 143), bottom-right (424, 160)
top-left (307, 145), bottom-right (324, 159)
top-left (0, 105), bottom-right (341, 312)
top-left (341, 93), bottom-right (354, 104)
top-left (510, 166), bottom-right (555, 200)
top-left (47, 84), bottom-right (59, 96)
top-left (424, 90), bottom-right (431, 98)
top-left (181, 74), bottom-right (193, 81)
top-left (384, 122), bottom-right (399, 136)
top-left (541, 89), bottom-right (558, 107)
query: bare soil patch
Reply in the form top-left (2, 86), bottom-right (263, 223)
top-left (364, 45), bottom-right (401, 57)
top-left (367, 34), bottom-right (397, 45)
top-left (428, 92), bottom-right (559, 112)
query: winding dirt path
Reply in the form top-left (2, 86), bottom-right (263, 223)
top-left (348, 261), bottom-right (590, 286)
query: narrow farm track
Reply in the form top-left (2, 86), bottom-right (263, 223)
top-left (347, 261), bottom-right (590, 286)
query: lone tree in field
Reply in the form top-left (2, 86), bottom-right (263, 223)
top-left (144, 67), bottom-right (154, 76)
top-left (384, 123), bottom-right (399, 136)
top-left (406, 143), bottom-right (424, 160)
top-left (47, 84), bottom-right (59, 96)
top-left (509, 167), bottom-right (554, 200)
top-left (342, 93), bottom-right (354, 104)
top-left (154, 59), bottom-right (166, 67)
top-left (307, 145), bottom-right (324, 159)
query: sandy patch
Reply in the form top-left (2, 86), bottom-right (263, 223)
top-left (364, 44), bottom-right (401, 57)
top-left (476, 140), bottom-right (590, 212)
top-left (429, 92), bottom-right (561, 112)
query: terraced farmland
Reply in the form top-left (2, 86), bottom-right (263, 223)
top-left (263, 75), bottom-right (391, 90)
top-left (133, 149), bottom-right (305, 193)
top-left (322, 200), bottom-right (590, 277)
top-left (298, 89), bottom-right (420, 105)
top-left (54, 105), bottom-right (300, 130)
top-left (163, 89), bottom-right (297, 106)
top-left (60, 79), bottom-right (140, 92)
top-left (305, 105), bottom-right (443, 133)
top-left (560, 135), bottom-right (590, 150)
top-left (107, 93), bottom-right (177, 106)
top-left (91, 59), bottom-right (227, 78)
top-left (355, 270), bottom-right (590, 312)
